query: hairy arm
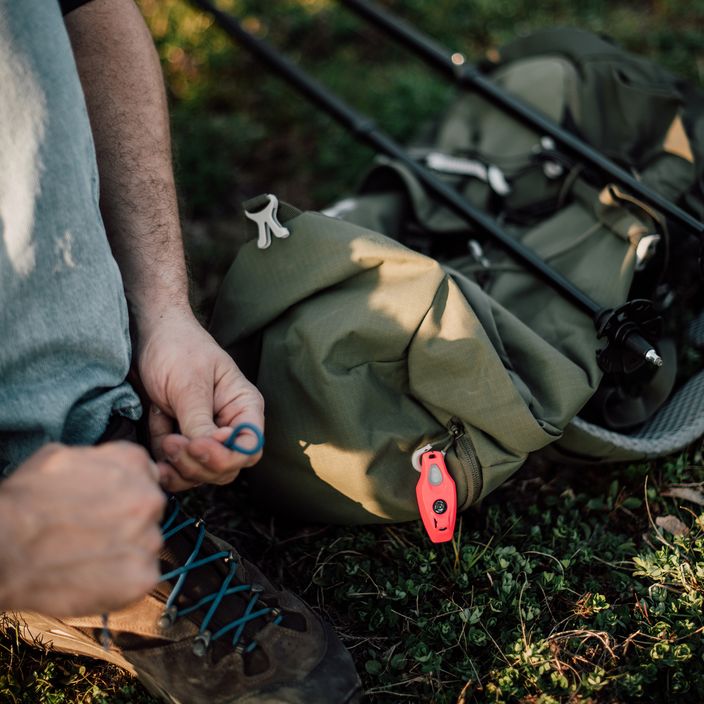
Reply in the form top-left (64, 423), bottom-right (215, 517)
top-left (65, 0), bottom-right (189, 330)
top-left (65, 0), bottom-right (265, 489)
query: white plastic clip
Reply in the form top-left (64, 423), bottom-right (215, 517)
top-left (468, 239), bottom-right (491, 269)
top-left (245, 194), bottom-right (290, 250)
top-left (411, 444), bottom-right (433, 472)
top-left (425, 152), bottom-right (511, 196)
top-left (635, 234), bottom-right (661, 271)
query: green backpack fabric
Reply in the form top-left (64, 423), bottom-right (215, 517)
top-left (209, 28), bottom-right (703, 524)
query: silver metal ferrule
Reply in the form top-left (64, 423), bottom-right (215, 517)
top-left (645, 349), bottom-right (664, 367)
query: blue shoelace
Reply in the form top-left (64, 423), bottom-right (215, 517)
top-left (158, 423), bottom-right (270, 655)
top-left (101, 424), bottom-right (268, 654)
top-left (158, 498), bottom-right (283, 656)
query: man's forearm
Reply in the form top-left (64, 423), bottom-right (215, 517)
top-left (65, 0), bottom-right (190, 334)
top-left (64, 0), bottom-right (267, 484)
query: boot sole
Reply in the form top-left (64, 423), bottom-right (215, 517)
top-left (7, 611), bottom-right (183, 704)
top-left (9, 612), bottom-right (364, 704)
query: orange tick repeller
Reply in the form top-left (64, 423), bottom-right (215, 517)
top-left (416, 450), bottom-right (457, 543)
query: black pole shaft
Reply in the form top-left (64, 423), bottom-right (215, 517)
top-left (190, 0), bottom-right (597, 316)
top-left (341, 0), bottom-right (704, 239)
top-left (189, 0), bottom-right (661, 364)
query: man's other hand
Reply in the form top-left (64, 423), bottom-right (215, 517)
top-left (0, 442), bottom-right (165, 617)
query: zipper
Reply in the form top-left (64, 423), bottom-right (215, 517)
top-left (447, 417), bottom-right (483, 507)
top-left (411, 419), bottom-right (483, 508)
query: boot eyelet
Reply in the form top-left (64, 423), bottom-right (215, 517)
top-left (192, 630), bottom-right (212, 657)
top-left (158, 606), bottom-right (178, 630)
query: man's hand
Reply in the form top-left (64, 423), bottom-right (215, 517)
top-left (137, 311), bottom-right (265, 492)
top-left (0, 443), bottom-right (165, 617)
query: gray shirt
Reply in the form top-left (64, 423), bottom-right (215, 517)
top-left (0, 0), bottom-right (142, 473)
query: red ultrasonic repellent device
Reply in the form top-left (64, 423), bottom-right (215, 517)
top-left (416, 450), bottom-right (457, 543)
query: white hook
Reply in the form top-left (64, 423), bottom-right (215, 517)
top-left (245, 194), bottom-right (290, 250)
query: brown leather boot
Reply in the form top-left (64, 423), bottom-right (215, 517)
top-left (11, 497), bottom-right (362, 704)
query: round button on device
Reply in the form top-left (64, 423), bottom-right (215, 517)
top-left (433, 499), bottom-right (447, 514)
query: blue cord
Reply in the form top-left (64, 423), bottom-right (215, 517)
top-left (158, 501), bottom-right (275, 653)
top-left (224, 423), bottom-right (264, 455)
top-left (101, 425), bottom-right (265, 652)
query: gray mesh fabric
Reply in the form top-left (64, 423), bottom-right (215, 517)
top-left (569, 370), bottom-right (704, 458)
top-left (687, 311), bottom-right (704, 349)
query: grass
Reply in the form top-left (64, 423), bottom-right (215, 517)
top-left (2, 0), bottom-right (704, 702)
top-left (3, 456), bottom-right (704, 702)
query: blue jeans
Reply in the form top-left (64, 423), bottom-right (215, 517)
top-left (0, 0), bottom-right (142, 473)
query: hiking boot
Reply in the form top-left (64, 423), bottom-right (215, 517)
top-left (9, 496), bottom-right (362, 704)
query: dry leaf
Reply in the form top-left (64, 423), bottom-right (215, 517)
top-left (655, 515), bottom-right (689, 537)
top-left (661, 487), bottom-right (704, 506)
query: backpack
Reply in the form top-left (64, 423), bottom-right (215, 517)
top-left (209, 28), bottom-right (704, 525)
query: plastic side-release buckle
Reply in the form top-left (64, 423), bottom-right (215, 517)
top-left (416, 450), bottom-right (457, 544)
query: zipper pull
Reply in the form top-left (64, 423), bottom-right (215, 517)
top-left (416, 449), bottom-right (457, 544)
top-left (447, 418), bottom-right (465, 445)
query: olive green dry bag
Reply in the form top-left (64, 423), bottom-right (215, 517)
top-left (209, 28), bottom-right (704, 524)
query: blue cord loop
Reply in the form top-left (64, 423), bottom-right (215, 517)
top-left (224, 423), bottom-right (264, 456)
top-left (158, 499), bottom-right (278, 656)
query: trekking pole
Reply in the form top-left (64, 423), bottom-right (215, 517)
top-left (340, 0), bottom-right (704, 241)
top-left (188, 0), bottom-right (663, 373)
